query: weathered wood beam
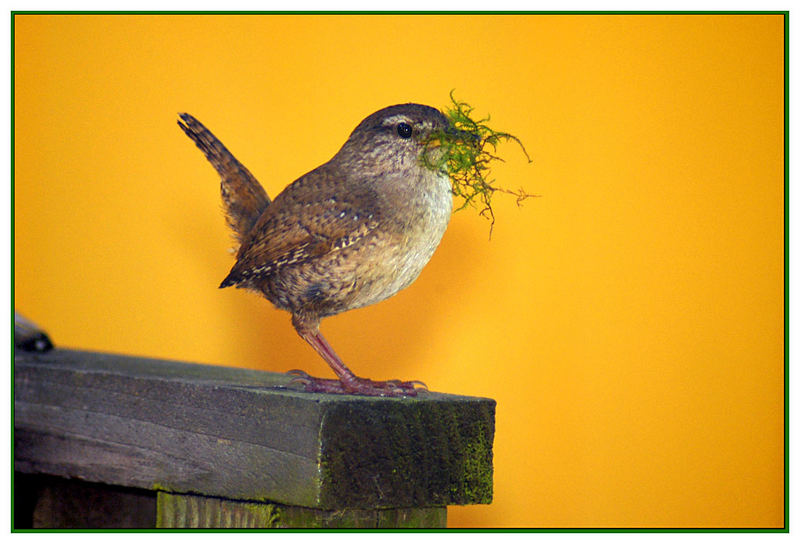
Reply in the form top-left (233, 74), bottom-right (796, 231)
top-left (14, 348), bottom-right (495, 515)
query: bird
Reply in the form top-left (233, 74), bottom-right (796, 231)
top-left (178, 104), bottom-right (458, 396)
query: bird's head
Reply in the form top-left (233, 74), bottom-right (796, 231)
top-left (336, 103), bottom-right (457, 174)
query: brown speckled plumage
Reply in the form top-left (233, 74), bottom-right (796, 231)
top-left (178, 104), bottom-right (454, 396)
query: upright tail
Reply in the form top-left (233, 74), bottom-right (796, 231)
top-left (178, 113), bottom-right (270, 243)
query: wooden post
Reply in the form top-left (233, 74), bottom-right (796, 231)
top-left (14, 348), bottom-right (495, 528)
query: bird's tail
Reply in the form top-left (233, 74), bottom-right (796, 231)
top-left (178, 113), bottom-right (270, 243)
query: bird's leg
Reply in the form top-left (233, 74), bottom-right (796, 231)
top-left (289, 315), bottom-right (425, 397)
top-left (291, 316), bottom-right (360, 391)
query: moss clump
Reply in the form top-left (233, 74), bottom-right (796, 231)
top-left (421, 91), bottom-right (536, 236)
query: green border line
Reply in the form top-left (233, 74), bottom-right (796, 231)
top-left (6, 10), bottom-right (793, 15)
top-left (784, 9), bottom-right (789, 534)
top-left (10, 9), bottom-right (16, 533)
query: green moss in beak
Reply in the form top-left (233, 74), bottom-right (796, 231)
top-left (421, 91), bottom-right (536, 236)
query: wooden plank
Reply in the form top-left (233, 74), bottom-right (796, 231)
top-left (156, 492), bottom-right (447, 528)
top-left (14, 348), bottom-right (495, 511)
top-left (15, 473), bottom-right (156, 529)
top-left (14, 474), bottom-right (445, 529)
top-left (157, 492), bottom-right (279, 528)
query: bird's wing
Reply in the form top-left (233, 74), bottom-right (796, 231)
top-left (219, 171), bottom-right (382, 288)
top-left (178, 113), bottom-right (270, 242)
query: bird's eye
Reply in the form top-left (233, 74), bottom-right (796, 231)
top-left (397, 122), bottom-right (413, 139)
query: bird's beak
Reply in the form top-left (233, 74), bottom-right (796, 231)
top-left (446, 126), bottom-right (480, 147)
top-left (426, 127), bottom-right (478, 149)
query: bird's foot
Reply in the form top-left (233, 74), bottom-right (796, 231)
top-left (287, 369), bottom-right (426, 397)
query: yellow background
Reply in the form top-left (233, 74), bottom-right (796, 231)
top-left (13, 14), bottom-right (784, 528)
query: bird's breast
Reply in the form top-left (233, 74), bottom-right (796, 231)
top-left (350, 169), bottom-right (453, 308)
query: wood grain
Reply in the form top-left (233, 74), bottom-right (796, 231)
top-left (14, 348), bottom-right (495, 511)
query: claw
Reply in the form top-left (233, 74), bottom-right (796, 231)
top-left (284, 370), bottom-right (425, 397)
top-left (285, 369), bottom-right (313, 389)
top-left (385, 379), bottom-right (427, 391)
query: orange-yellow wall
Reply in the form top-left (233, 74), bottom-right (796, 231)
top-left (13, 14), bottom-right (784, 528)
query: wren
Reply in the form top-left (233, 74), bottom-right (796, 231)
top-left (178, 104), bottom-right (455, 396)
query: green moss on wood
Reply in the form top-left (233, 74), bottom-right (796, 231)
top-left (156, 492), bottom-right (445, 528)
top-left (422, 90), bottom-right (536, 236)
top-left (317, 397), bottom-right (495, 509)
top-left (156, 492), bottom-right (280, 528)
